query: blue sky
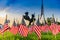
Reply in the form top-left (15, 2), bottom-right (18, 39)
top-left (0, 0), bottom-right (60, 20)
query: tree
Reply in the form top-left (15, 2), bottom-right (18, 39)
top-left (47, 18), bottom-right (51, 25)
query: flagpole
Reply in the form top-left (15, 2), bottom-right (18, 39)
top-left (55, 35), bottom-right (56, 40)
top-left (38, 33), bottom-right (41, 40)
top-left (2, 33), bottom-right (4, 40)
top-left (32, 14), bottom-right (41, 40)
top-left (47, 31), bottom-right (49, 40)
top-left (47, 25), bottom-right (49, 40)
top-left (38, 38), bottom-right (41, 40)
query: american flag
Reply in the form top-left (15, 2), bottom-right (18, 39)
top-left (57, 25), bottom-right (60, 32)
top-left (19, 24), bottom-right (29, 37)
top-left (49, 23), bottom-right (59, 35)
top-left (29, 25), bottom-right (41, 39)
top-left (40, 24), bottom-right (49, 32)
top-left (2, 24), bottom-right (10, 33)
top-left (0, 29), bottom-right (2, 34)
top-left (33, 25), bottom-right (41, 38)
top-left (10, 26), bottom-right (19, 35)
top-left (29, 25), bottom-right (34, 34)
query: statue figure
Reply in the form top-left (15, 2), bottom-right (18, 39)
top-left (23, 12), bottom-right (36, 26)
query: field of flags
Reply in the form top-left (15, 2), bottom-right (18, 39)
top-left (0, 23), bottom-right (60, 40)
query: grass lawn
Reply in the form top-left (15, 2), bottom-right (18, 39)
top-left (0, 31), bottom-right (60, 40)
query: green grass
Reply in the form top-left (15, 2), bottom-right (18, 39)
top-left (0, 31), bottom-right (60, 40)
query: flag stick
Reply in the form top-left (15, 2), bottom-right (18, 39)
top-left (55, 35), bottom-right (56, 40)
top-left (47, 32), bottom-right (49, 40)
top-left (38, 33), bottom-right (41, 40)
top-left (52, 35), bottom-right (57, 40)
top-left (2, 33), bottom-right (4, 40)
top-left (38, 36), bottom-right (41, 40)
top-left (38, 38), bottom-right (41, 40)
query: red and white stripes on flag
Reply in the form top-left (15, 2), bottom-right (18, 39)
top-left (10, 26), bottom-right (19, 35)
top-left (19, 24), bottom-right (29, 37)
top-left (49, 23), bottom-right (59, 35)
top-left (29, 25), bottom-right (34, 34)
top-left (40, 25), bottom-right (49, 32)
top-left (2, 24), bottom-right (9, 33)
top-left (29, 25), bottom-right (41, 38)
top-left (57, 25), bottom-right (60, 32)
top-left (0, 29), bottom-right (2, 34)
top-left (33, 25), bottom-right (41, 38)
